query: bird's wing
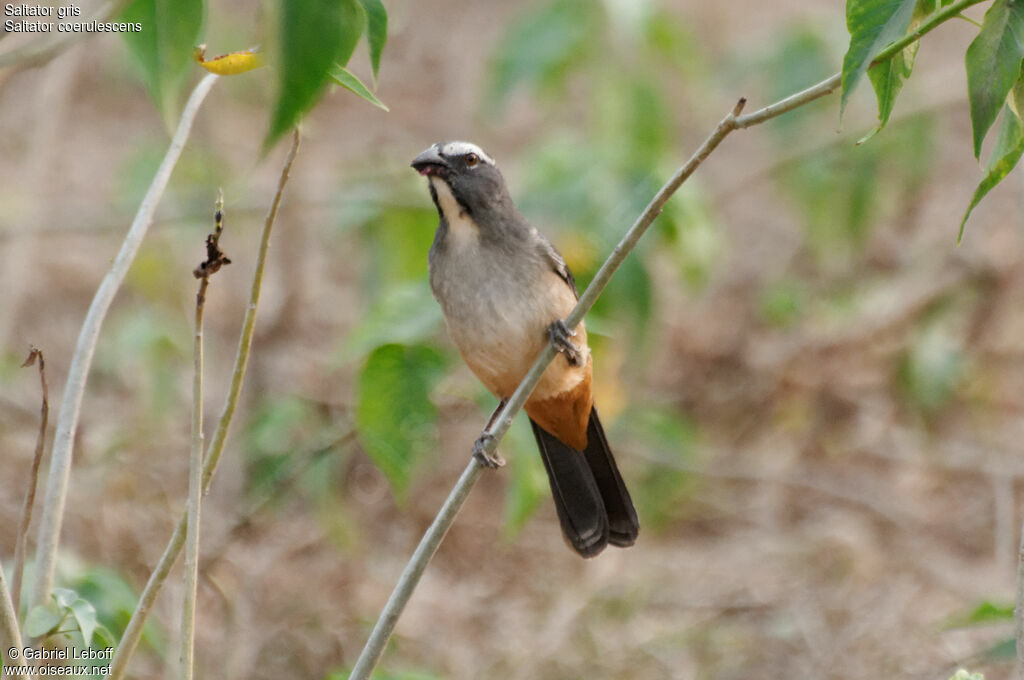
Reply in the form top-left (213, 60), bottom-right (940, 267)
top-left (537, 237), bottom-right (579, 300)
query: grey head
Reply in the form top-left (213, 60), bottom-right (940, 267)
top-left (411, 141), bottom-right (518, 231)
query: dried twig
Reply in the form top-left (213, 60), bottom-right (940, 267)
top-left (180, 192), bottom-right (230, 680)
top-left (12, 347), bottom-right (48, 618)
top-left (106, 129), bottom-right (300, 680)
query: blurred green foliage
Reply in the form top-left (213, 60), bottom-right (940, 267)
top-left (897, 317), bottom-right (965, 416)
top-left (613, 406), bottom-right (700, 531)
top-left (500, 411), bottom-right (549, 539)
top-left (758, 279), bottom-right (808, 328)
top-left (68, 566), bottom-right (159, 649)
top-left (763, 29), bottom-right (936, 268)
top-left (942, 599), bottom-right (1015, 670)
top-left (95, 308), bottom-right (190, 424)
top-left (24, 586), bottom-right (120, 676)
top-left (243, 395), bottom-right (346, 503)
top-left (944, 599), bottom-right (1015, 628)
top-left (355, 344), bottom-right (447, 499)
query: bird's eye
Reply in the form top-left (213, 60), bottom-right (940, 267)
top-left (465, 153), bottom-right (480, 167)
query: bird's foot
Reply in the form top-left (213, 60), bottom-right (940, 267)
top-left (472, 433), bottom-right (505, 468)
top-left (548, 319), bottom-right (583, 367)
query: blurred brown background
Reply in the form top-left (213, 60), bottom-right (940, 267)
top-left (2, 1), bottom-right (1023, 678)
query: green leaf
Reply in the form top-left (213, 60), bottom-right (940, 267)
top-left (864, 35), bottom-right (917, 136)
top-left (840, 0), bottom-right (917, 118)
top-left (960, 104), bottom-right (1024, 239)
top-left (92, 625), bottom-right (117, 649)
top-left (1011, 76), bottom-right (1024, 115)
top-left (69, 598), bottom-right (99, 646)
top-left (965, 0), bottom-right (1024, 158)
top-left (355, 344), bottom-right (446, 497)
top-left (25, 600), bottom-right (64, 637)
top-left (120, 0), bottom-right (204, 124)
top-left (52, 587), bottom-right (78, 609)
top-left (359, 0), bottom-right (388, 81)
top-left (330, 64), bottom-right (389, 110)
top-left (70, 565), bottom-right (155, 645)
top-left (265, 0), bottom-right (365, 149)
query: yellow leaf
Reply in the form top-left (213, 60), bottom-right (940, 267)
top-left (193, 44), bottom-right (265, 76)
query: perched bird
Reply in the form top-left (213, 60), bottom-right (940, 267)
top-left (411, 141), bottom-right (639, 558)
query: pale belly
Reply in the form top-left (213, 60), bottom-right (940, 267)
top-left (432, 252), bottom-right (588, 400)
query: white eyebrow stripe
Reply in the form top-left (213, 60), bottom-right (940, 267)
top-left (441, 141), bottom-right (494, 165)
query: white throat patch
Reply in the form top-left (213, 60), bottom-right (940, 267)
top-left (440, 141), bottom-right (494, 165)
top-left (430, 177), bottom-right (478, 246)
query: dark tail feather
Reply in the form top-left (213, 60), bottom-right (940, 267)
top-left (583, 407), bottom-right (639, 547)
top-left (530, 419), bottom-right (609, 558)
top-left (529, 408), bottom-right (640, 556)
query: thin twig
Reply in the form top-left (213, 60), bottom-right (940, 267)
top-left (348, 69), bottom-right (851, 678)
top-left (0, 565), bottom-right (25, 669)
top-left (180, 192), bottom-right (229, 680)
top-left (346, 462), bottom-right (484, 680)
top-left (30, 72), bottom-right (219, 615)
top-left (735, 74), bottom-right (840, 129)
top-left (106, 129), bottom-right (300, 680)
top-left (13, 347), bottom-right (48, 618)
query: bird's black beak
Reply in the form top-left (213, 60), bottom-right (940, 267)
top-left (411, 146), bottom-right (450, 178)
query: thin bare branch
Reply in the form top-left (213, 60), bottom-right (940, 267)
top-left (0, 566), bottom-right (25, 669)
top-left (180, 192), bottom-right (229, 680)
top-left (13, 347), bottom-right (48, 618)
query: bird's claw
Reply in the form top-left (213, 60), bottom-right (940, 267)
top-left (472, 434), bottom-right (505, 468)
top-left (548, 319), bottom-right (583, 367)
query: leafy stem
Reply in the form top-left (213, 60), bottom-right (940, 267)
top-left (870, 0), bottom-right (989, 67)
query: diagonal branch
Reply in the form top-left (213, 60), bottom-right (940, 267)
top-left (347, 72), bottom-right (844, 680)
